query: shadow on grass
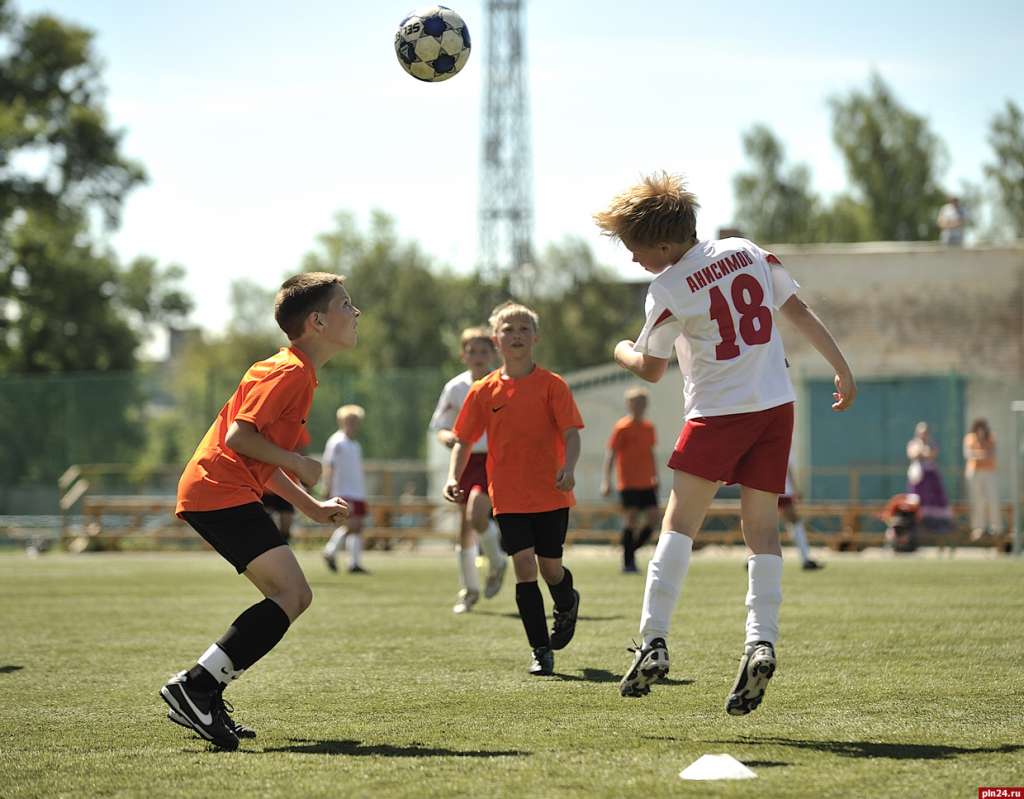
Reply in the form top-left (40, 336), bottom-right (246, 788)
top-left (256, 738), bottom-right (529, 758)
top-left (707, 737), bottom-right (1024, 761)
top-left (473, 611), bottom-right (625, 622)
top-left (0, 665), bottom-right (23, 674)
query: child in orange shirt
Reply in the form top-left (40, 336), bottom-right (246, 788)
top-left (601, 387), bottom-right (660, 573)
top-left (443, 302), bottom-right (584, 676)
top-left (161, 272), bottom-right (357, 750)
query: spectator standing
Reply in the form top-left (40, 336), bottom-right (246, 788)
top-left (963, 419), bottom-right (1003, 540)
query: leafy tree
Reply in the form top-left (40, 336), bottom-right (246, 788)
top-left (0, 2), bottom-right (190, 375)
top-left (984, 100), bottom-right (1024, 238)
top-left (0, 0), bottom-right (144, 228)
top-left (829, 74), bottom-right (947, 240)
top-left (732, 125), bottom-right (821, 243)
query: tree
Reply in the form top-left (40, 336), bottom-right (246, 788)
top-left (732, 125), bottom-right (821, 243)
top-left (0, 3), bottom-right (191, 375)
top-left (984, 100), bottom-right (1024, 238)
top-left (0, 1), bottom-right (144, 229)
top-left (829, 74), bottom-right (947, 241)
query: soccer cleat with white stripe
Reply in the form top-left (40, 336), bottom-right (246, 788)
top-left (160, 672), bottom-right (239, 750)
top-left (452, 588), bottom-right (479, 614)
top-left (167, 684), bottom-right (255, 739)
top-left (619, 638), bottom-right (669, 697)
top-left (725, 641), bottom-right (776, 716)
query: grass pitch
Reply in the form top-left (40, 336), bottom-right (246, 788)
top-left (1, 548), bottom-right (1021, 798)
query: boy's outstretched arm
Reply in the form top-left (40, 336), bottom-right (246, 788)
top-left (555, 428), bottom-right (581, 491)
top-left (613, 340), bottom-right (668, 383)
top-left (226, 420), bottom-right (322, 485)
top-left (779, 295), bottom-right (857, 411)
top-left (266, 468), bottom-right (348, 525)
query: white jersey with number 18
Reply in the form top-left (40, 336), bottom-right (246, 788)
top-left (633, 237), bottom-right (799, 421)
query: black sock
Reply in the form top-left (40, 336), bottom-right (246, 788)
top-left (636, 526), bottom-right (654, 549)
top-left (547, 567), bottom-right (575, 611)
top-left (515, 581), bottom-right (550, 649)
top-left (621, 527), bottom-right (636, 566)
top-left (214, 598), bottom-right (291, 672)
top-left (185, 664), bottom-right (219, 693)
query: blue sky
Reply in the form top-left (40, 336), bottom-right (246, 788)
top-left (15, 0), bottom-right (1024, 333)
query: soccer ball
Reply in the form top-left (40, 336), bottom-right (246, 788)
top-left (394, 6), bottom-right (471, 83)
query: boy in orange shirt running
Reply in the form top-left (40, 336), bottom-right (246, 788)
top-left (601, 387), bottom-right (660, 573)
top-left (161, 272), bottom-right (357, 750)
top-left (444, 302), bottom-right (584, 676)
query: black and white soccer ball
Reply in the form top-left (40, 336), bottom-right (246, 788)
top-left (394, 6), bottom-right (471, 83)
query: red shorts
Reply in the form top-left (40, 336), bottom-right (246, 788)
top-left (342, 498), bottom-right (368, 519)
top-left (667, 402), bottom-right (794, 494)
top-left (458, 452), bottom-right (488, 504)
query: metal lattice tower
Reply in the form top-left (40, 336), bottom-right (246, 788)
top-left (478, 0), bottom-right (533, 288)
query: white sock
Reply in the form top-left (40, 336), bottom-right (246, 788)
top-left (639, 531), bottom-right (693, 646)
top-left (346, 533), bottom-right (363, 567)
top-left (790, 520), bottom-right (811, 562)
top-left (197, 643), bottom-right (243, 686)
top-left (745, 553), bottom-right (783, 646)
top-left (478, 521), bottom-right (504, 570)
top-left (457, 544), bottom-right (481, 592)
top-left (324, 527), bottom-right (346, 557)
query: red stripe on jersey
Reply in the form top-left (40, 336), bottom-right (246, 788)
top-left (653, 309), bottom-right (675, 327)
top-left (766, 253), bottom-right (782, 265)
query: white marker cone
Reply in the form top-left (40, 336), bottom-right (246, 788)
top-left (679, 753), bottom-right (757, 780)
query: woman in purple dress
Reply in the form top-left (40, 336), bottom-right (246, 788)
top-left (906, 421), bottom-right (952, 530)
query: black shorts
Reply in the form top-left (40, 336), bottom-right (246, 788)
top-left (496, 508), bottom-right (569, 559)
top-left (181, 502), bottom-right (287, 574)
top-left (262, 492), bottom-right (294, 514)
top-left (621, 488), bottom-right (658, 510)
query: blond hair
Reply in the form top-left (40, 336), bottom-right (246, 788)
top-left (625, 387), bottom-right (649, 401)
top-left (336, 404), bottom-right (365, 424)
top-left (460, 325), bottom-right (495, 350)
top-left (593, 172), bottom-right (700, 247)
top-left (489, 301), bottom-right (539, 333)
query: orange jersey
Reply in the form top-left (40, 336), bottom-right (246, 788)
top-left (453, 366), bottom-right (584, 514)
top-left (176, 347), bottom-right (317, 514)
top-left (608, 416), bottom-right (657, 490)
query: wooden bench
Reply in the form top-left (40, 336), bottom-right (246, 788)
top-left (67, 495), bottom-right (1015, 553)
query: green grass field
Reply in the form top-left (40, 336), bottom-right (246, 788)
top-left (1, 548), bottom-right (1022, 798)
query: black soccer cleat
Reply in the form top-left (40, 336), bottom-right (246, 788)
top-left (726, 641), bottom-right (776, 716)
top-left (802, 560), bottom-right (824, 571)
top-left (549, 589), bottom-right (580, 650)
top-left (160, 672), bottom-right (240, 750)
top-left (528, 646), bottom-right (554, 676)
top-left (620, 638), bottom-right (669, 697)
top-left (166, 681), bottom-right (255, 738)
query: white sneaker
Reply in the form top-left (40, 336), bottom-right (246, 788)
top-left (484, 558), bottom-right (508, 599)
top-left (452, 588), bottom-right (480, 614)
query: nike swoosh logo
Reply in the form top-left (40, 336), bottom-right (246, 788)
top-left (179, 686), bottom-right (213, 726)
top-left (492, 406), bottom-right (505, 412)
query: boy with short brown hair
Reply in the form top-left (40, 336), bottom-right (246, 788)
top-left (161, 272), bottom-right (358, 750)
top-left (443, 302), bottom-right (584, 676)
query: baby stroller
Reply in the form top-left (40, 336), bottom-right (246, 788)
top-left (881, 493), bottom-right (921, 553)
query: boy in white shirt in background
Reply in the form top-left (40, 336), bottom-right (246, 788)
top-left (430, 326), bottom-right (508, 614)
top-left (322, 405), bottom-right (370, 575)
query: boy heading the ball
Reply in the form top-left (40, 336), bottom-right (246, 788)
top-left (443, 302), bottom-right (584, 676)
top-left (161, 272), bottom-right (358, 750)
top-left (594, 173), bottom-right (856, 714)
